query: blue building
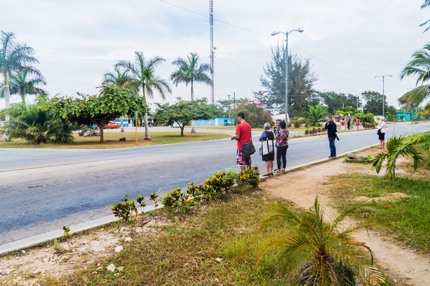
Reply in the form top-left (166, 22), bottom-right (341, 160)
top-left (193, 116), bottom-right (235, 126)
top-left (396, 112), bottom-right (416, 121)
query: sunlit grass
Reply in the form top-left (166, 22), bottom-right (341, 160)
top-left (331, 173), bottom-right (430, 253)
top-left (0, 132), bottom-right (229, 149)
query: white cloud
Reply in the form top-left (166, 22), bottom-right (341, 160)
top-left (0, 0), bottom-right (428, 109)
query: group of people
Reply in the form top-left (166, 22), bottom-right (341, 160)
top-left (339, 114), bottom-right (361, 131)
top-left (231, 111), bottom-right (387, 176)
top-left (231, 113), bottom-right (289, 177)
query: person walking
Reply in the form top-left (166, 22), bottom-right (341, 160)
top-left (275, 121), bottom-right (289, 174)
top-left (377, 117), bottom-right (386, 149)
top-left (231, 112), bottom-right (252, 168)
top-left (325, 116), bottom-right (337, 159)
top-left (346, 114), bottom-right (351, 130)
top-left (259, 123), bottom-right (275, 176)
top-left (340, 117), bottom-right (346, 131)
top-left (355, 117), bottom-right (360, 131)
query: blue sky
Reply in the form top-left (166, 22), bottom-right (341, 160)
top-left (0, 0), bottom-right (429, 111)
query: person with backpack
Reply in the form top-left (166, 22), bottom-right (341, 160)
top-left (275, 121), bottom-right (289, 174)
top-left (259, 122), bottom-right (275, 176)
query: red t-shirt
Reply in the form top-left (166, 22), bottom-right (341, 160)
top-left (236, 121), bottom-right (252, 150)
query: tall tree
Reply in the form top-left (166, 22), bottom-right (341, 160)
top-left (318, 91), bottom-right (362, 114)
top-left (259, 45), bottom-right (316, 116)
top-left (2, 71), bottom-right (46, 104)
top-left (399, 43), bottom-right (430, 110)
top-left (103, 66), bottom-right (138, 92)
top-left (362, 91), bottom-right (387, 115)
top-left (170, 53), bottom-right (212, 101)
top-left (116, 52), bottom-right (171, 140)
top-left (0, 31), bottom-right (42, 110)
top-left (420, 1), bottom-right (430, 32)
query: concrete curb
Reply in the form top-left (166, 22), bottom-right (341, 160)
top-left (0, 144), bottom-right (378, 256)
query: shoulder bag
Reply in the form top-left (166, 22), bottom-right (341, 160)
top-left (241, 129), bottom-right (256, 156)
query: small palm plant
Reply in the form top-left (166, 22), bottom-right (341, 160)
top-left (261, 197), bottom-right (386, 286)
top-left (372, 136), bottom-right (422, 180)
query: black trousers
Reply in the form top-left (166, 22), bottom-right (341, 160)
top-left (276, 145), bottom-right (288, 170)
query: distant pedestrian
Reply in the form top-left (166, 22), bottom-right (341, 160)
top-left (355, 118), bottom-right (360, 130)
top-left (340, 117), bottom-right (346, 131)
top-left (377, 117), bottom-right (386, 149)
top-left (325, 116), bottom-right (337, 159)
top-left (231, 112), bottom-right (253, 168)
top-left (259, 123), bottom-right (275, 176)
top-left (346, 114), bottom-right (351, 130)
top-left (275, 120), bottom-right (289, 173)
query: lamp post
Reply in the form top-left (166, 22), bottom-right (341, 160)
top-left (271, 28), bottom-right (303, 123)
top-left (375, 75), bottom-right (392, 117)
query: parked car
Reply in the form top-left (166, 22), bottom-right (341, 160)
top-left (114, 118), bottom-right (129, 127)
top-left (224, 119), bottom-right (235, 126)
top-left (106, 121), bottom-right (121, 129)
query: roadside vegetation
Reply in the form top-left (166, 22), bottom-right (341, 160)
top-left (0, 131), bottom-right (228, 149)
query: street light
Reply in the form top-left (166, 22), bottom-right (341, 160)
top-left (375, 74), bottom-right (392, 117)
top-left (271, 28), bottom-right (304, 123)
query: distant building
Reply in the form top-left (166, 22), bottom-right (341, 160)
top-left (193, 116), bottom-right (235, 126)
top-left (396, 112), bottom-right (416, 121)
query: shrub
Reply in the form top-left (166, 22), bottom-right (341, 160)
top-left (112, 195), bottom-right (138, 223)
top-left (239, 166), bottom-right (260, 189)
top-left (162, 188), bottom-right (195, 215)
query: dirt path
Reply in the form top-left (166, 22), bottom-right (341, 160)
top-left (262, 158), bottom-right (430, 286)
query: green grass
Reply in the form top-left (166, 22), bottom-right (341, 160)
top-left (39, 191), bottom-right (293, 286)
top-left (0, 132), bottom-right (229, 149)
top-left (331, 174), bottom-right (430, 253)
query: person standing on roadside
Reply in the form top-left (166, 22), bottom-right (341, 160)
top-left (355, 117), bottom-right (360, 130)
top-left (340, 116), bottom-right (346, 131)
top-left (259, 123), bottom-right (275, 176)
top-left (377, 117), bottom-right (386, 149)
top-left (231, 112), bottom-right (252, 168)
top-left (325, 116), bottom-right (337, 159)
top-left (274, 119), bottom-right (282, 135)
top-left (275, 120), bottom-right (289, 173)
top-left (346, 114), bottom-right (351, 130)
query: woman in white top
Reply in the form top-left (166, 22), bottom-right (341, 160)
top-left (377, 117), bottom-right (386, 149)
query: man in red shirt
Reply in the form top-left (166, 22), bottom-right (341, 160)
top-left (231, 112), bottom-right (252, 167)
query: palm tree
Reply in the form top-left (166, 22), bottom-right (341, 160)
top-left (0, 31), bottom-right (42, 110)
top-left (2, 71), bottom-right (46, 104)
top-left (116, 52), bottom-right (171, 140)
top-left (103, 66), bottom-right (138, 92)
top-left (170, 53), bottom-right (212, 101)
top-left (372, 135), bottom-right (422, 180)
top-left (261, 197), bottom-right (386, 285)
top-left (400, 43), bottom-right (430, 110)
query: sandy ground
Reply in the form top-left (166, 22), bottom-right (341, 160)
top-left (262, 151), bottom-right (430, 286)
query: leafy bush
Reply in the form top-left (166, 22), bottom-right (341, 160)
top-left (112, 195), bottom-right (138, 223)
top-left (162, 188), bottom-right (195, 215)
top-left (239, 166), bottom-right (260, 189)
top-left (1, 98), bottom-right (73, 144)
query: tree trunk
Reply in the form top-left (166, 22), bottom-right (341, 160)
top-left (180, 125), bottom-right (185, 136)
top-left (191, 80), bottom-right (194, 101)
top-left (4, 73), bottom-right (10, 121)
top-left (20, 91), bottom-right (26, 105)
top-left (99, 125), bottom-right (105, 143)
top-left (190, 80), bottom-right (196, 133)
top-left (142, 84), bottom-right (151, 140)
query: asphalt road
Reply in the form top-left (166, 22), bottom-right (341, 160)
top-left (1, 122), bottom-right (429, 245)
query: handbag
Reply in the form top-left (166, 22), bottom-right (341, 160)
top-left (377, 129), bottom-right (381, 135)
top-left (240, 129), bottom-right (256, 156)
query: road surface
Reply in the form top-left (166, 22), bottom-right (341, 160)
top-left (0, 122), bottom-right (429, 245)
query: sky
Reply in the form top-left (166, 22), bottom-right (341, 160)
top-left (0, 0), bottom-right (429, 111)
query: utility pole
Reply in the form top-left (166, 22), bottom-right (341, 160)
top-left (209, 0), bottom-right (214, 104)
top-left (375, 75), bottom-right (392, 117)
